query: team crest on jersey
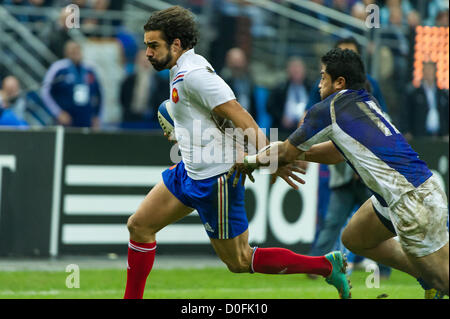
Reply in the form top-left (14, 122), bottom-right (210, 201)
top-left (172, 87), bottom-right (179, 103)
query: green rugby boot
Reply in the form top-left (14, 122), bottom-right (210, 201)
top-left (425, 288), bottom-right (445, 299)
top-left (324, 251), bottom-right (352, 299)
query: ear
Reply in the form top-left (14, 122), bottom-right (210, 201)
top-left (171, 38), bottom-right (183, 53)
top-left (334, 76), bottom-right (346, 90)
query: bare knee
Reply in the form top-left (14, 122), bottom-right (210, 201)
top-left (127, 214), bottom-right (156, 242)
top-left (341, 226), bottom-right (363, 254)
top-left (221, 250), bottom-right (253, 273)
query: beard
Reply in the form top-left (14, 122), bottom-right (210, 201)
top-left (148, 51), bottom-right (172, 71)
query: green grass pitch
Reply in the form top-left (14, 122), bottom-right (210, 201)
top-left (0, 267), bottom-right (442, 299)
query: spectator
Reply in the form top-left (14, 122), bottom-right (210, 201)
top-left (331, 0), bottom-right (354, 14)
top-left (82, 0), bottom-right (111, 37)
top-left (0, 76), bottom-right (28, 126)
top-left (266, 56), bottom-right (311, 134)
top-left (0, 76), bottom-right (26, 120)
top-left (116, 28), bottom-right (139, 75)
top-left (45, 7), bottom-right (73, 60)
top-left (350, 2), bottom-right (367, 22)
top-left (27, 0), bottom-right (49, 26)
top-left (221, 47), bottom-right (257, 119)
top-left (119, 49), bottom-right (168, 129)
top-left (434, 9), bottom-right (449, 27)
top-left (381, 5), bottom-right (410, 110)
top-left (400, 61), bottom-right (449, 140)
top-left (41, 41), bottom-right (103, 128)
top-left (425, 0), bottom-right (449, 26)
top-left (380, 0), bottom-right (413, 26)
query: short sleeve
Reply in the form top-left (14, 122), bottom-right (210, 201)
top-left (184, 67), bottom-right (236, 111)
top-left (287, 101), bottom-right (332, 151)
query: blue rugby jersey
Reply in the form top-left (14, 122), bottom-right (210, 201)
top-left (288, 89), bottom-right (432, 207)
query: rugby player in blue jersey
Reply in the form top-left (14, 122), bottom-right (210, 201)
top-left (230, 48), bottom-right (449, 297)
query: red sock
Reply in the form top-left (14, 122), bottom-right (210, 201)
top-left (124, 240), bottom-right (156, 299)
top-left (251, 247), bottom-right (332, 277)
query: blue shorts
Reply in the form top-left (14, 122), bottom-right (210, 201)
top-left (162, 161), bottom-right (248, 239)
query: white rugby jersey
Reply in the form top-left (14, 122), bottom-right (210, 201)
top-left (169, 49), bottom-right (237, 180)
top-left (288, 89), bottom-right (433, 207)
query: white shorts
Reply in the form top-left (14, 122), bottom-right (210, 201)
top-left (371, 174), bottom-right (449, 257)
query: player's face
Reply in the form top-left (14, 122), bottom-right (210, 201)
top-left (144, 31), bottom-right (174, 71)
top-left (319, 65), bottom-right (335, 100)
top-left (319, 64), bottom-right (345, 100)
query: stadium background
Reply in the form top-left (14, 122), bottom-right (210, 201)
top-left (0, 1), bottom-right (448, 299)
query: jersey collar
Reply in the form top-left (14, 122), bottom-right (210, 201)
top-left (171, 48), bottom-right (195, 75)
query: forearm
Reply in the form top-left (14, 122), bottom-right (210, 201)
top-left (214, 100), bottom-right (269, 152)
top-left (232, 108), bottom-right (269, 152)
top-left (302, 141), bottom-right (345, 164)
top-left (246, 140), bottom-right (300, 168)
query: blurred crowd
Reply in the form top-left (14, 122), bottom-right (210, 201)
top-left (1, 0), bottom-right (448, 142)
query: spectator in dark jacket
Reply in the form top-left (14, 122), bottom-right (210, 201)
top-left (266, 56), bottom-right (311, 134)
top-left (119, 49), bottom-right (169, 129)
top-left (401, 61), bottom-right (449, 140)
top-left (221, 47), bottom-right (257, 120)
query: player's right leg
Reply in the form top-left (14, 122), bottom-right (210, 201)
top-left (124, 180), bottom-right (193, 299)
top-left (341, 198), bottom-right (421, 278)
top-left (127, 181), bottom-right (193, 243)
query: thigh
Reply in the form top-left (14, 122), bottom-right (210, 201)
top-left (130, 181), bottom-right (194, 234)
top-left (342, 198), bottom-right (396, 250)
top-left (390, 175), bottom-right (449, 258)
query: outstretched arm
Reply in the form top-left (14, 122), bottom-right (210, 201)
top-left (302, 141), bottom-right (345, 164)
top-left (227, 139), bottom-right (345, 188)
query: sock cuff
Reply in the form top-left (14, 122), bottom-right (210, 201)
top-left (250, 246), bottom-right (258, 273)
top-left (129, 240), bottom-right (156, 252)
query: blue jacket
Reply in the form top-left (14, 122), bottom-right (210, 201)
top-left (41, 59), bottom-right (102, 127)
top-left (0, 108), bottom-right (28, 127)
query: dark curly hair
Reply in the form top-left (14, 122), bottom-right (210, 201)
top-left (321, 48), bottom-right (366, 90)
top-left (144, 6), bottom-right (198, 50)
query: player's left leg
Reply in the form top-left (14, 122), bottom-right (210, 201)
top-left (204, 173), bottom-right (333, 277)
top-left (210, 230), bottom-right (332, 276)
top-left (210, 229), bottom-right (351, 298)
top-left (197, 172), bottom-right (350, 297)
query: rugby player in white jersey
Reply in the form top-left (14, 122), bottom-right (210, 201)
top-left (231, 48), bottom-right (449, 297)
top-left (124, 6), bottom-right (351, 299)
